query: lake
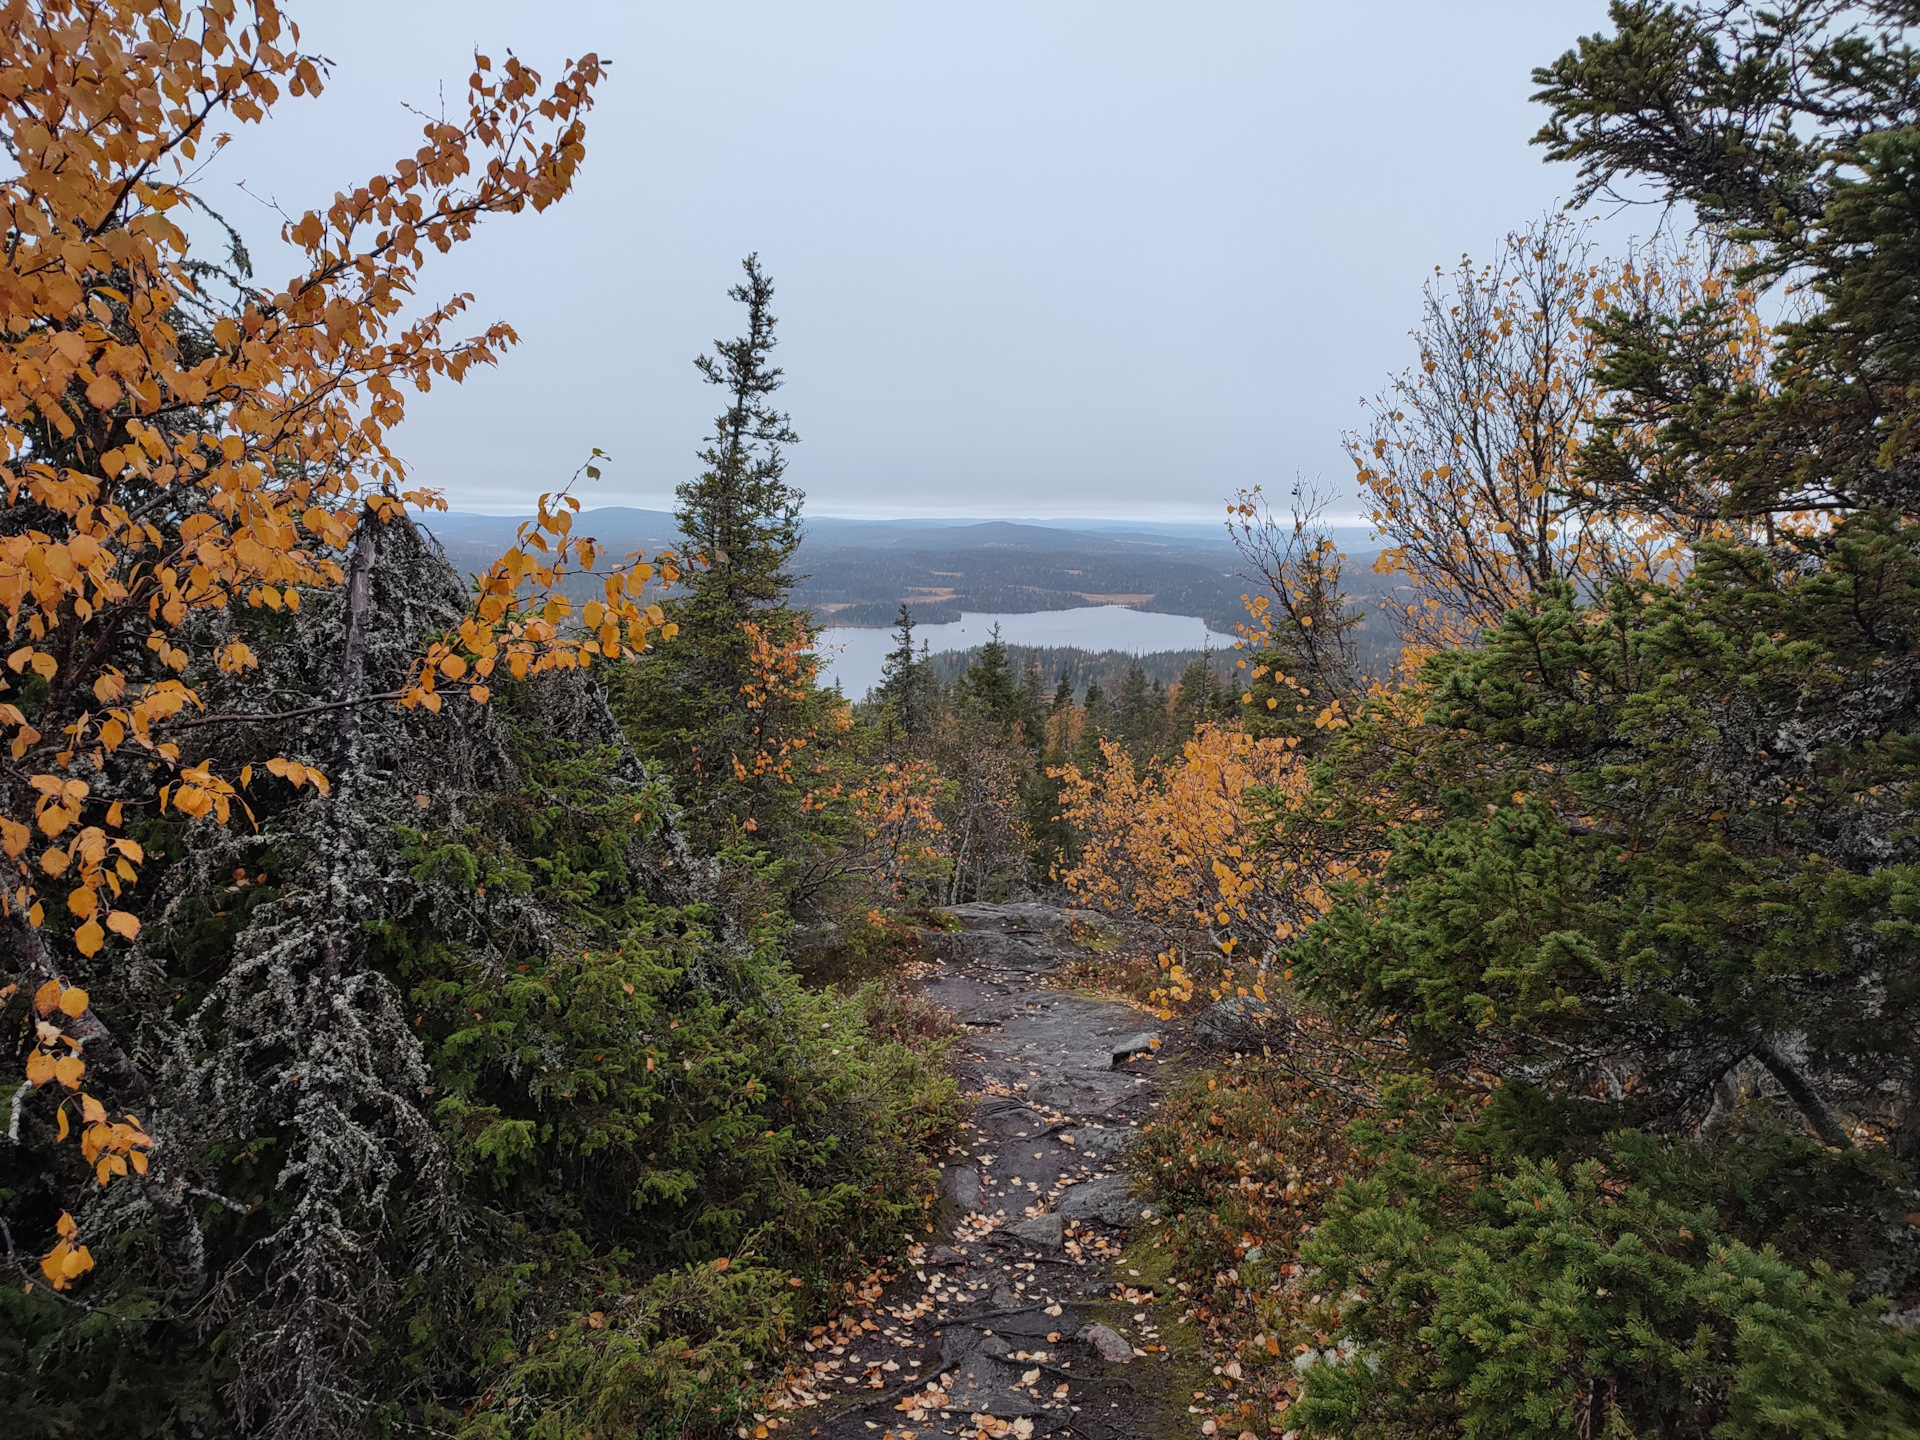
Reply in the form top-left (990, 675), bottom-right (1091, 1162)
top-left (814, 606), bottom-right (1241, 699)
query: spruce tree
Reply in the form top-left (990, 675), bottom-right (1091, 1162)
top-left (1274, 7), bottom-right (1920, 1433)
top-left (676, 253), bottom-right (802, 623)
top-left (956, 624), bottom-right (1021, 734)
top-left (613, 256), bottom-right (817, 823)
top-left (1073, 681), bottom-right (1111, 772)
top-left (873, 603), bottom-right (928, 735)
top-left (1170, 653), bottom-right (1229, 735)
top-left (1019, 660), bottom-right (1048, 741)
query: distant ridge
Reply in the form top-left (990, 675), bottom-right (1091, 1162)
top-left (413, 508), bottom-right (1391, 640)
top-left (416, 508), bottom-right (1375, 553)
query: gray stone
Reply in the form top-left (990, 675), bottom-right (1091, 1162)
top-left (1071, 1126), bottom-right (1135, 1162)
top-left (937, 1329), bottom-right (1049, 1416)
top-left (1194, 994), bottom-right (1290, 1052)
top-left (1004, 1213), bottom-right (1065, 1253)
top-left (990, 1284), bottom-right (1019, 1309)
top-left (942, 1164), bottom-right (982, 1211)
top-left (939, 901), bottom-right (1108, 936)
top-left (926, 1244), bottom-right (969, 1266)
top-left (1055, 1172), bottom-right (1151, 1226)
top-left (1109, 1032), bottom-right (1158, 1066)
top-left (971, 1098), bottom-right (1049, 1139)
top-left (1077, 1322), bottom-right (1136, 1363)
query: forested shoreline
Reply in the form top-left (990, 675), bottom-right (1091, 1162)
top-left (6, 3), bottom-right (1920, 1438)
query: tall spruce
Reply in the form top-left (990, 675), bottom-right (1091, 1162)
top-left (873, 602), bottom-right (929, 735)
top-left (956, 624), bottom-right (1021, 734)
top-left (614, 256), bottom-right (816, 819)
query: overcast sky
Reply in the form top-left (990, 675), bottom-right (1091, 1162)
top-left (208, 2), bottom-right (1631, 520)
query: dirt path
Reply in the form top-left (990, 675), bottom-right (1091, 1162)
top-left (759, 903), bottom-right (1206, 1440)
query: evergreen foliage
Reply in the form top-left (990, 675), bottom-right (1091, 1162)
top-left (1224, 7), bottom-right (1920, 1434)
top-left (0, 524), bottom-right (955, 1440)
top-left (613, 257), bottom-right (826, 835)
top-left (872, 604), bottom-right (931, 737)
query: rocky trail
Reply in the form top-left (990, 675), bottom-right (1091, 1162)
top-left (756, 903), bottom-right (1216, 1440)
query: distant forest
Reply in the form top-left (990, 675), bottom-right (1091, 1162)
top-left (896, 627), bottom-right (1406, 703)
top-left (918, 643), bottom-right (1233, 699)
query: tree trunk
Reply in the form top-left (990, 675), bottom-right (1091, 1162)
top-left (1752, 1036), bottom-right (1852, 1150)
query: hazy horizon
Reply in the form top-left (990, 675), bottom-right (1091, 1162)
top-left (209, 2), bottom-right (1641, 520)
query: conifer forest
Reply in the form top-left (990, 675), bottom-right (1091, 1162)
top-left (8, 3), bottom-right (1920, 1437)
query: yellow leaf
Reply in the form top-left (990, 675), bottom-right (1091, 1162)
top-left (469, 685), bottom-right (490, 705)
top-left (55, 1106), bottom-right (68, 1140)
top-left (53, 1053), bottom-right (84, 1089)
top-left (105, 911), bottom-right (139, 941)
top-left (58, 986), bottom-right (88, 1016)
top-left (74, 918), bottom-right (104, 956)
top-left (80, 1094), bottom-right (105, 1124)
top-left (24, 1048), bottom-right (53, 1088)
top-left (32, 980), bottom-right (60, 1017)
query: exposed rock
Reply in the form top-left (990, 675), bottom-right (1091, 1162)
top-left (971, 1097), bottom-right (1050, 1139)
top-left (991, 1283), bottom-right (1019, 1309)
top-left (1004, 1213), bottom-right (1065, 1252)
top-left (1109, 1031), bottom-right (1158, 1066)
top-left (925, 1244), bottom-right (969, 1266)
top-left (939, 901), bottom-right (1107, 935)
top-left (1194, 994), bottom-right (1290, 1052)
top-left (1055, 1172), bottom-right (1151, 1226)
top-left (942, 1164), bottom-right (982, 1210)
top-left (1072, 1125), bottom-right (1136, 1162)
top-left (934, 988), bottom-right (1157, 1116)
top-left (1078, 1322), bottom-right (1136, 1363)
top-left (928, 902), bottom-right (1123, 977)
top-left (938, 1328), bottom-right (1049, 1416)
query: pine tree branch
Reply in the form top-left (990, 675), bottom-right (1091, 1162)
top-left (1752, 1036), bottom-right (1853, 1149)
top-left (157, 689), bottom-right (408, 731)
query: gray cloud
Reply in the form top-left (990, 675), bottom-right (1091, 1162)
top-left (208, 1), bottom-right (1629, 519)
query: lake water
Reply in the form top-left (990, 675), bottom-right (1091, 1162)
top-left (815, 606), bottom-right (1241, 699)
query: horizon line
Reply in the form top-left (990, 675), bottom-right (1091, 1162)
top-left (412, 502), bottom-right (1376, 528)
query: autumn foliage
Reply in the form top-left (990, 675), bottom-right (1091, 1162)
top-left (0, 0), bottom-right (700, 1299)
top-left (1349, 217), bottom-right (1769, 653)
top-left (1055, 726), bottom-right (1345, 1014)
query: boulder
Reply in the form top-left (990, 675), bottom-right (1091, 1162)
top-left (1004, 1214), bottom-right (1065, 1253)
top-left (1108, 1031), bottom-right (1158, 1067)
top-left (942, 1164), bottom-right (983, 1211)
top-left (1078, 1323), bottom-right (1136, 1363)
top-left (1055, 1172), bottom-right (1151, 1227)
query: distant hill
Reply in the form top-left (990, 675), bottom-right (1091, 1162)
top-left (414, 507), bottom-right (1400, 646)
